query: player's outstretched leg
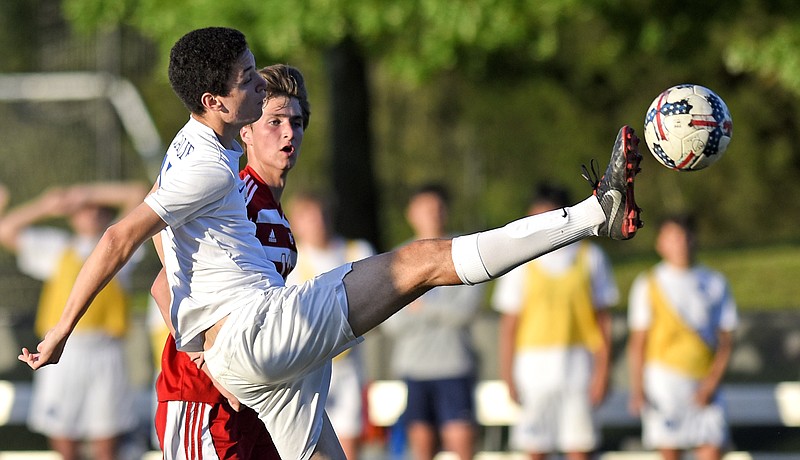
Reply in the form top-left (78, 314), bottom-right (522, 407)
top-left (450, 125), bottom-right (644, 285)
top-left (583, 125), bottom-right (643, 240)
top-left (345, 125), bottom-right (645, 335)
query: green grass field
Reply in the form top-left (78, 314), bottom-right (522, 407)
top-left (612, 243), bottom-right (800, 311)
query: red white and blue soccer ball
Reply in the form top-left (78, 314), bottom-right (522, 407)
top-left (643, 84), bottom-right (733, 171)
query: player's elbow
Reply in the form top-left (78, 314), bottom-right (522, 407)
top-left (100, 223), bottom-right (137, 262)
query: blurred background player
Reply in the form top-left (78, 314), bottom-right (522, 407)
top-left (152, 63), bottom-right (310, 460)
top-left (381, 184), bottom-right (485, 460)
top-left (287, 191), bottom-right (376, 460)
top-left (491, 183), bottom-right (618, 460)
top-left (627, 214), bottom-right (737, 460)
top-left (0, 181), bottom-right (147, 460)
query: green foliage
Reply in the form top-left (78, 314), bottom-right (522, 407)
top-left (724, 8), bottom-right (800, 95)
top-left (5, 0), bottom-right (800, 296)
top-left (61, 0), bottom-right (592, 82)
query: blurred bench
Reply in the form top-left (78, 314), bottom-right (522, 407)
top-left (4, 379), bottom-right (800, 428)
top-left (367, 379), bottom-right (800, 430)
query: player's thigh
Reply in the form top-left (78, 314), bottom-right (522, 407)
top-left (343, 240), bottom-right (458, 336)
top-left (208, 268), bottom-right (359, 386)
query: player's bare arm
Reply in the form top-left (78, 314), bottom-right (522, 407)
top-left (18, 202), bottom-right (166, 369)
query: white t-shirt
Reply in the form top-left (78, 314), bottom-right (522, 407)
top-left (145, 117), bottom-right (284, 351)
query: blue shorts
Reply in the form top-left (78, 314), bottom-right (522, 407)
top-left (402, 376), bottom-right (476, 427)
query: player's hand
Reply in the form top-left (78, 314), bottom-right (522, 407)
top-left (628, 390), bottom-right (646, 416)
top-left (18, 328), bottom-right (68, 370)
top-left (198, 359), bottom-right (243, 412)
top-left (187, 351), bottom-right (205, 369)
top-left (589, 375), bottom-right (609, 407)
top-left (226, 396), bottom-right (242, 412)
top-left (38, 188), bottom-right (71, 218)
top-left (504, 379), bottom-right (520, 405)
top-left (694, 380), bottom-right (716, 407)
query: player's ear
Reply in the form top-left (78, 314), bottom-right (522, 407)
top-left (240, 125), bottom-right (253, 144)
top-left (201, 92), bottom-right (224, 113)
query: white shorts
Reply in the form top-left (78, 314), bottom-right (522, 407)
top-left (642, 364), bottom-right (729, 449)
top-left (205, 264), bottom-right (362, 460)
top-left (327, 347), bottom-right (364, 438)
top-left (511, 348), bottom-right (598, 453)
top-left (28, 333), bottom-right (137, 439)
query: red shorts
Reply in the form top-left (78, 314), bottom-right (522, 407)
top-left (154, 400), bottom-right (280, 460)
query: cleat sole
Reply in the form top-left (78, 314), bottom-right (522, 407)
top-left (620, 126), bottom-right (643, 239)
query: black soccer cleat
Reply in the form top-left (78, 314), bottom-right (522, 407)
top-left (582, 125), bottom-right (644, 240)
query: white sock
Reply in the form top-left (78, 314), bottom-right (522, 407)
top-left (451, 196), bottom-right (604, 285)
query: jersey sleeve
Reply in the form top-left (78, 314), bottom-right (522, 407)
top-left (627, 272), bottom-right (652, 331)
top-left (717, 276), bottom-right (739, 332)
top-left (588, 244), bottom-right (620, 309)
top-left (145, 160), bottom-right (234, 228)
top-left (490, 264), bottom-right (525, 314)
top-left (16, 227), bottom-right (70, 281)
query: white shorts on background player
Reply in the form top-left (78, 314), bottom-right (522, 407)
top-left (492, 243), bottom-right (617, 452)
top-left (326, 347), bottom-right (365, 438)
top-left (641, 363), bottom-right (729, 449)
top-left (28, 333), bottom-right (137, 439)
top-left (510, 349), bottom-right (598, 452)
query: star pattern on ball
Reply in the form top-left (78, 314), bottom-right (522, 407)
top-left (704, 94), bottom-right (727, 156)
top-left (645, 99), bottom-right (692, 125)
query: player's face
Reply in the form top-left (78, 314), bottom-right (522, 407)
top-left (406, 193), bottom-right (447, 238)
top-left (241, 95), bottom-right (305, 182)
top-left (289, 199), bottom-right (328, 247)
top-left (655, 222), bottom-right (693, 268)
top-left (69, 205), bottom-right (113, 237)
top-left (219, 49), bottom-right (266, 127)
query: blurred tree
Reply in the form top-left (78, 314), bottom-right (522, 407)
top-left (55, 0), bottom-right (800, 250)
top-left (58, 0), bottom-right (603, 249)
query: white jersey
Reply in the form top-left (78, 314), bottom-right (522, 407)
top-left (145, 117), bottom-right (284, 351)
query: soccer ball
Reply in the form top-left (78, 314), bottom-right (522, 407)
top-left (643, 84), bottom-right (733, 171)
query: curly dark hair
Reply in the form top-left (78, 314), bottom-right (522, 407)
top-left (168, 27), bottom-right (248, 114)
